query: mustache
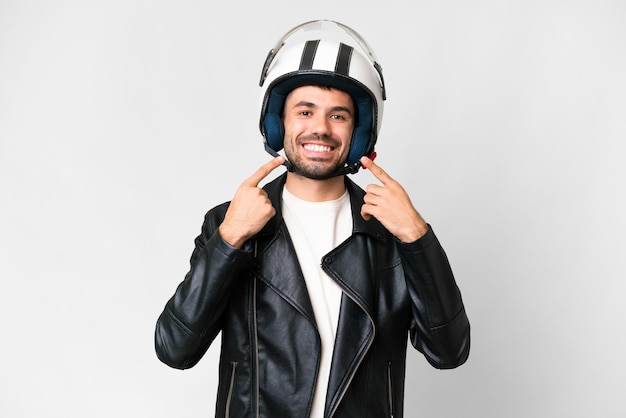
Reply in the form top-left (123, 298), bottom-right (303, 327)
top-left (296, 134), bottom-right (341, 148)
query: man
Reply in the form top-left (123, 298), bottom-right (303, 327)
top-left (155, 20), bottom-right (470, 418)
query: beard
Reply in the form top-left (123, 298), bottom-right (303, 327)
top-left (283, 134), bottom-right (349, 179)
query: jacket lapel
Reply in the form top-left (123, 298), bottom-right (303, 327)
top-left (254, 174), bottom-right (317, 326)
top-left (330, 177), bottom-right (386, 318)
top-left (254, 225), bottom-right (317, 327)
top-left (322, 179), bottom-right (387, 416)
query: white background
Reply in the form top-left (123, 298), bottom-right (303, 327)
top-left (1, 1), bottom-right (625, 417)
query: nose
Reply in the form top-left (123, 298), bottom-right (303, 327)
top-left (310, 114), bottom-right (332, 136)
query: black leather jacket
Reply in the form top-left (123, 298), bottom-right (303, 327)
top-left (155, 174), bottom-right (470, 418)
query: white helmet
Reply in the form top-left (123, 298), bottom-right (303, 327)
top-left (259, 19), bottom-right (386, 176)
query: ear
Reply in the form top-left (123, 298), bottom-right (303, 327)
top-left (263, 113), bottom-right (285, 151)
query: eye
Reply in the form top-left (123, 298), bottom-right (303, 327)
top-left (330, 113), bottom-right (348, 121)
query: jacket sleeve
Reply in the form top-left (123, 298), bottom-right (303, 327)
top-left (399, 226), bottom-right (470, 369)
top-left (154, 204), bottom-right (249, 369)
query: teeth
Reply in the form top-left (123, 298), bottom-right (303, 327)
top-left (303, 144), bottom-right (332, 152)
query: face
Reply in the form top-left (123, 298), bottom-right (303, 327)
top-left (282, 85), bottom-right (355, 179)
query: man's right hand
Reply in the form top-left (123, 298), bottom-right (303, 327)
top-left (218, 156), bottom-right (285, 248)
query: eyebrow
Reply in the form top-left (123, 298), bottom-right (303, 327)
top-left (292, 101), bottom-right (353, 116)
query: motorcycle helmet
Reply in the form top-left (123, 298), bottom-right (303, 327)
top-left (259, 19), bottom-right (386, 176)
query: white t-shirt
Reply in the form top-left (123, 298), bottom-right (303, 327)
top-left (281, 187), bottom-right (352, 418)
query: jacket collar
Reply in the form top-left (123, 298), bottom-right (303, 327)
top-left (259, 172), bottom-right (387, 241)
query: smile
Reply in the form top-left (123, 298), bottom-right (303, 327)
top-left (303, 143), bottom-right (334, 152)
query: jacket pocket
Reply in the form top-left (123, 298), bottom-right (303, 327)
top-left (387, 361), bottom-right (395, 418)
top-left (225, 361), bottom-right (237, 418)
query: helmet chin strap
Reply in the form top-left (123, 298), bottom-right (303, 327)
top-left (264, 143), bottom-right (361, 179)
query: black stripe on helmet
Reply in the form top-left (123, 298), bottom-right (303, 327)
top-left (299, 40), bottom-right (320, 70)
top-left (335, 43), bottom-right (353, 76)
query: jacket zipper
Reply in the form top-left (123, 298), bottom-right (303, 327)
top-left (252, 241), bottom-right (260, 418)
top-left (225, 361), bottom-right (237, 418)
top-left (327, 291), bottom-right (375, 417)
top-left (387, 362), bottom-right (394, 418)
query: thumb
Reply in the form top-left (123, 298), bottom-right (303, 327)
top-left (360, 204), bottom-right (372, 221)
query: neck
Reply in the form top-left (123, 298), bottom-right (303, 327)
top-left (285, 172), bottom-right (346, 202)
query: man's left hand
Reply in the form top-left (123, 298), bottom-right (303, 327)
top-left (360, 156), bottom-right (429, 243)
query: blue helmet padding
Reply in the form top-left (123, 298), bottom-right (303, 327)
top-left (347, 126), bottom-right (372, 164)
top-left (263, 113), bottom-right (285, 151)
top-left (262, 72), bottom-right (376, 165)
